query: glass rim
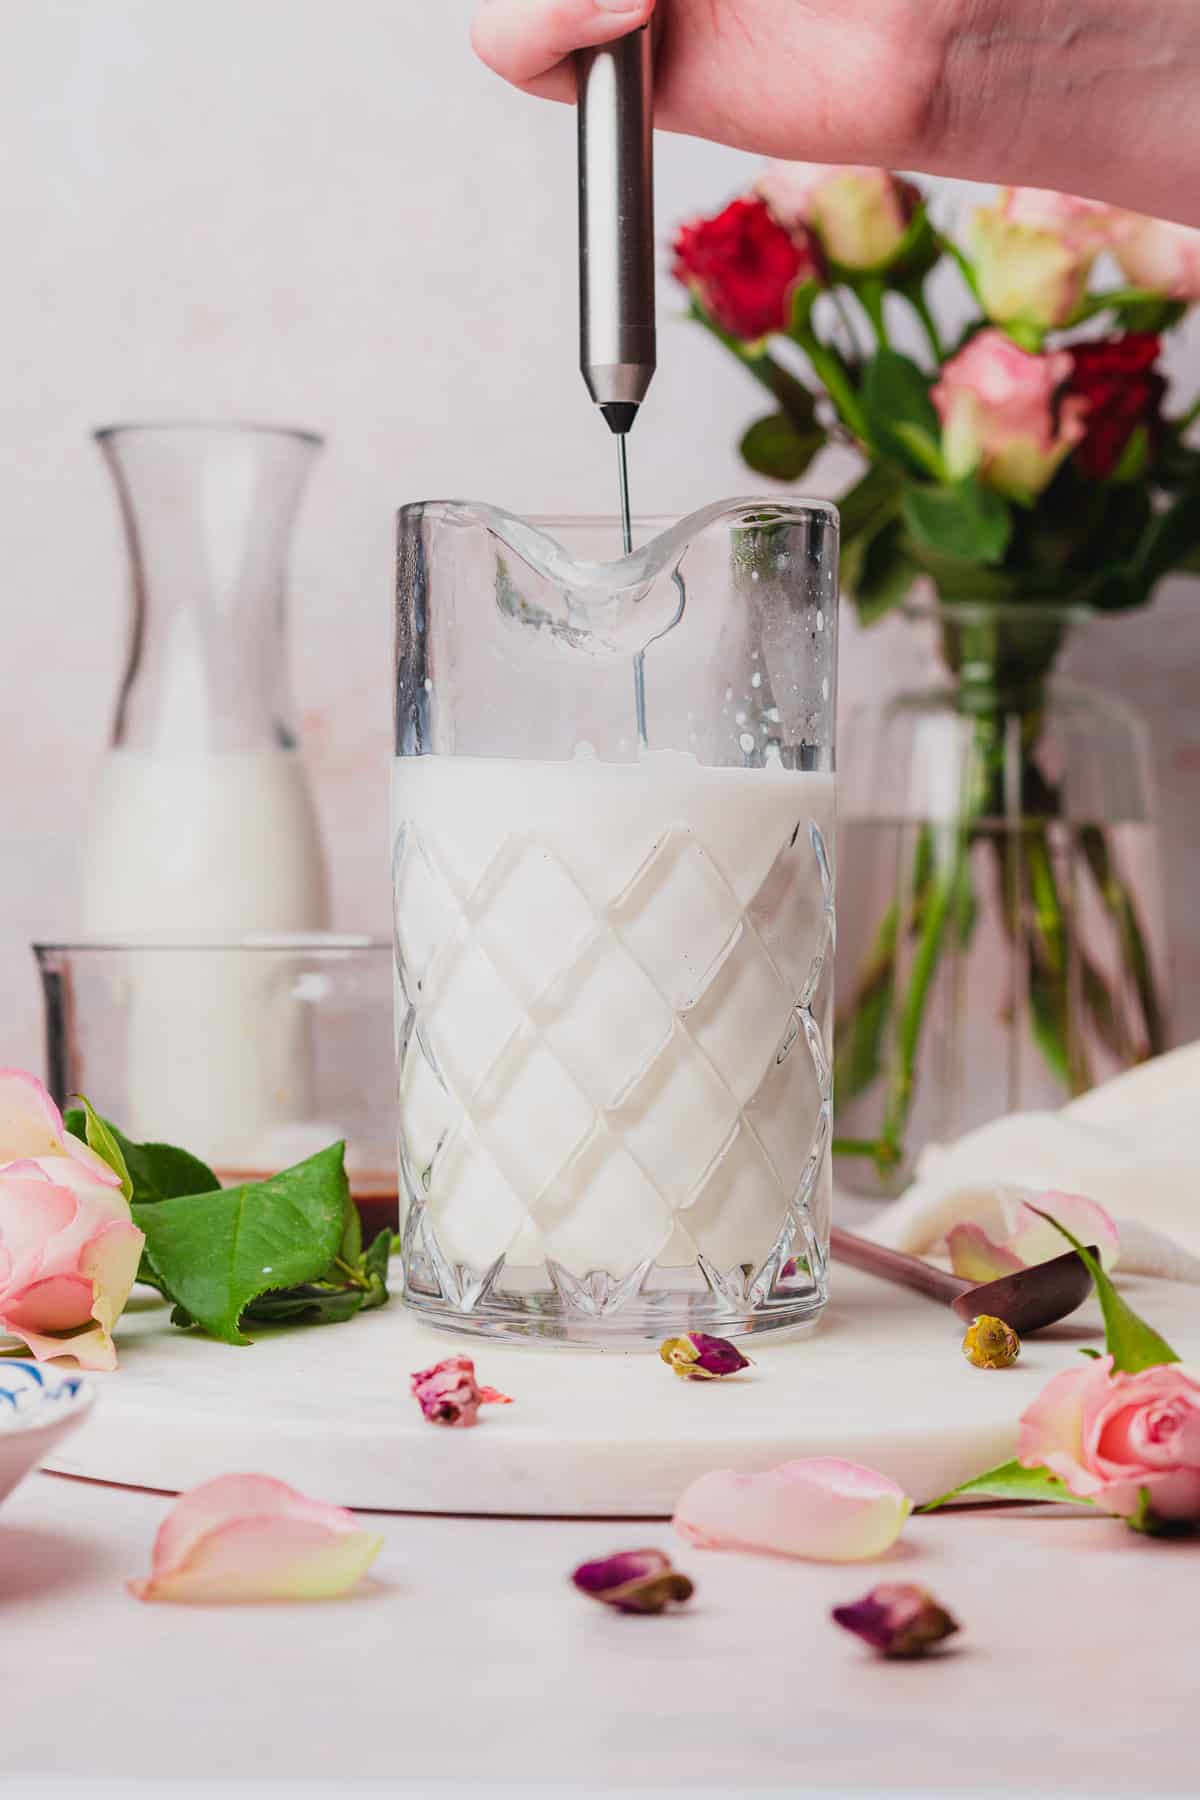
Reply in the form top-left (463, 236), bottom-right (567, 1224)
top-left (397, 497), bottom-right (839, 530)
top-left (32, 932), bottom-right (389, 958)
top-left (94, 420), bottom-right (324, 448)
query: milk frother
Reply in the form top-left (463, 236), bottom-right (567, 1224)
top-left (576, 20), bottom-right (656, 551)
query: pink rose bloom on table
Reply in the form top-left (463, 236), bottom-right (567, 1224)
top-left (1019, 1357), bottom-right (1200, 1527)
top-left (968, 187), bottom-right (1112, 330)
top-left (0, 1071), bottom-right (143, 1370)
top-left (932, 329), bottom-right (1088, 498)
top-left (1110, 213), bottom-right (1200, 300)
top-left (757, 163), bottom-right (918, 271)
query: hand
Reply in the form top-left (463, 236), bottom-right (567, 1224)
top-left (471, 0), bottom-right (1200, 225)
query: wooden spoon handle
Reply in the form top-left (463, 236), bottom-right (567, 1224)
top-left (829, 1225), bottom-right (968, 1310)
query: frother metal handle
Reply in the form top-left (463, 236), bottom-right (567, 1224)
top-left (576, 23), bottom-right (656, 432)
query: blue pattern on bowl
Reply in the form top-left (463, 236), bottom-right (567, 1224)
top-left (0, 1361), bottom-right (87, 1427)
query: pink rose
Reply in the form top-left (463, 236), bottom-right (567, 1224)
top-left (1019, 1356), bottom-right (1200, 1524)
top-left (1110, 213), bottom-right (1200, 299)
top-left (932, 328), bottom-right (1088, 498)
top-left (0, 1070), bottom-right (143, 1371)
top-left (758, 163), bottom-right (918, 271)
top-left (130, 1474), bottom-right (384, 1603)
top-left (968, 188), bottom-right (1113, 330)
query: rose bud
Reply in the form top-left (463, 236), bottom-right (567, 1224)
top-left (659, 1332), bottom-right (751, 1381)
top-left (572, 1548), bottom-right (694, 1615)
top-left (1110, 213), bottom-right (1200, 299)
top-left (932, 329), bottom-right (1088, 499)
top-left (757, 163), bottom-right (919, 271)
top-left (832, 1583), bottom-right (960, 1658)
top-left (1062, 334), bottom-right (1166, 480)
top-left (968, 187), bottom-right (1113, 330)
top-left (672, 195), bottom-right (819, 342)
top-left (409, 1355), bottom-right (512, 1428)
top-left (962, 1314), bottom-right (1021, 1370)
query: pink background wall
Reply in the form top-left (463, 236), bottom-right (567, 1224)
top-left (3, 1), bottom-right (1197, 1079)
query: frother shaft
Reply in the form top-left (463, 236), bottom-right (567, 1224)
top-left (577, 26), bottom-right (656, 428)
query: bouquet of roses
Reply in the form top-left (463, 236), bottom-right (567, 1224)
top-left (674, 171), bottom-right (1198, 1171)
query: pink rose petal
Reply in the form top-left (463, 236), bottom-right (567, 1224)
top-left (946, 1187), bottom-right (1119, 1280)
top-left (674, 1457), bottom-right (911, 1562)
top-left (130, 1474), bottom-right (384, 1604)
top-left (0, 1070), bottom-right (120, 1187)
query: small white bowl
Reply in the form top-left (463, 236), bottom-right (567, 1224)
top-left (0, 1362), bottom-right (96, 1506)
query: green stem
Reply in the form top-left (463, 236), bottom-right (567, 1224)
top-left (880, 820), bottom-right (970, 1148)
top-left (907, 286), bottom-right (944, 363)
top-left (857, 277), bottom-right (890, 348)
top-left (795, 332), bottom-right (871, 443)
top-left (692, 306), bottom-right (818, 431)
top-left (1080, 824), bottom-right (1168, 1056)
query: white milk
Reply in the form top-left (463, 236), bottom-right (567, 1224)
top-left (81, 749), bottom-right (328, 1159)
top-left (393, 751), bottom-right (835, 1279)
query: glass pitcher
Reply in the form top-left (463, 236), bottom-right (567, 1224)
top-left (77, 422), bottom-right (330, 1158)
top-left (393, 500), bottom-right (839, 1345)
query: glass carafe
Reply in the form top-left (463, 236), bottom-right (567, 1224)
top-left (78, 423), bottom-right (330, 1156)
top-left (393, 500), bottom-right (839, 1345)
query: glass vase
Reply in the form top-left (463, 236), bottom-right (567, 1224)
top-left (393, 500), bottom-right (839, 1344)
top-left (77, 422), bottom-right (331, 1154)
top-left (835, 601), bottom-right (1169, 1193)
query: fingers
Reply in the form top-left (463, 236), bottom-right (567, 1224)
top-left (472, 0), bottom-right (656, 101)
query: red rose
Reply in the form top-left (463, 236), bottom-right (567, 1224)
top-left (672, 196), bottom-right (817, 342)
top-left (1063, 333), bottom-right (1166, 479)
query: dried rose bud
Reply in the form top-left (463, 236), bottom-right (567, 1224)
top-left (409, 1355), bottom-right (513, 1428)
top-left (832, 1583), bottom-right (960, 1659)
top-left (659, 1332), bottom-right (751, 1381)
top-left (572, 1549), bottom-right (695, 1615)
top-left (962, 1314), bottom-right (1021, 1370)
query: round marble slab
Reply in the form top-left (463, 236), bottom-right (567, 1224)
top-left (42, 1267), bottom-right (1200, 1515)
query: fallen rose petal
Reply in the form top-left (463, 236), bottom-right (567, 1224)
top-left (946, 1188), bottom-right (1119, 1279)
top-left (129, 1473), bottom-right (383, 1604)
top-left (409, 1355), bottom-right (513, 1427)
top-left (675, 1457), bottom-right (911, 1562)
top-left (832, 1583), bottom-right (960, 1658)
top-left (572, 1548), bottom-right (694, 1615)
top-left (659, 1332), bottom-right (750, 1380)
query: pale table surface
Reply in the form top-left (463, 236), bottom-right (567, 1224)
top-left (3, 1468), bottom-right (1197, 1797)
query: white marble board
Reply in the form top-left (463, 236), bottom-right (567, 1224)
top-left (41, 1265), bottom-right (1200, 1516)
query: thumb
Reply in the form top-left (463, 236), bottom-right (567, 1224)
top-left (471, 0), bottom-right (656, 98)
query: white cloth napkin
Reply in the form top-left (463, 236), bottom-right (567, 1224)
top-left (863, 1041), bottom-right (1200, 1282)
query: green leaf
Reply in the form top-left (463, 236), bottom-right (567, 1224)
top-left (1079, 1347), bottom-right (1103, 1359)
top-left (131, 1143), bottom-right (350, 1346)
top-left (1028, 1207), bottom-right (1181, 1372)
top-left (65, 1099), bottom-right (132, 1200)
top-left (861, 349), bottom-right (942, 474)
top-left (739, 411), bottom-right (824, 482)
top-left (1126, 1485), bottom-right (1196, 1537)
top-left (836, 461), bottom-right (903, 544)
top-left (902, 477), bottom-right (1012, 565)
top-left (846, 515), bottom-right (920, 625)
top-left (65, 1108), bottom-right (220, 1207)
top-left (919, 1458), bottom-right (1090, 1513)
